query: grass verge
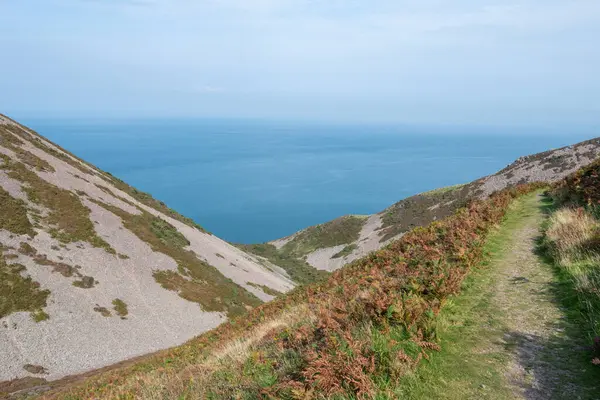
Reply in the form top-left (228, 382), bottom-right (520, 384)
top-left (392, 193), bottom-right (541, 399)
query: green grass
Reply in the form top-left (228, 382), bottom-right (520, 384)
top-left (0, 154), bottom-right (115, 253)
top-left (392, 193), bottom-right (600, 399)
top-left (392, 194), bottom-right (541, 399)
top-left (89, 198), bottom-right (261, 317)
top-left (422, 183), bottom-right (466, 197)
top-left (281, 215), bottom-right (367, 257)
top-left (94, 306), bottom-right (112, 317)
top-left (31, 309), bottom-right (50, 322)
top-left (332, 243), bottom-right (357, 259)
top-left (541, 196), bottom-right (600, 361)
top-left (237, 243), bottom-right (329, 285)
top-left (0, 186), bottom-right (35, 236)
top-left (112, 299), bottom-right (129, 318)
top-left (150, 218), bottom-right (191, 248)
top-left (379, 183), bottom-right (473, 242)
top-left (1, 127), bottom-right (55, 173)
top-left (246, 282), bottom-right (282, 297)
top-left (106, 174), bottom-right (211, 234)
top-left (4, 121), bottom-right (210, 236)
top-left (19, 242), bottom-right (37, 256)
top-left (0, 256), bottom-right (50, 319)
top-left (72, 276), bottom-right (96, 289)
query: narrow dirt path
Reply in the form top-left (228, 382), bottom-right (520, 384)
top-left (399, 193), bottom-right (599, 400)
top-left (485, 194), bottom-right (598, 399)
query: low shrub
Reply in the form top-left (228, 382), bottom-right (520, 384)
top-left (49, 183), bottom-right (545, 399)
top-left (545, 160), bottom-right (600, 366)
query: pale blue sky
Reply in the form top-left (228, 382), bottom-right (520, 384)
top-left (1, 0), bottom-right (599, 126)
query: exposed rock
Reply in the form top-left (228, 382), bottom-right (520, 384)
top-left (0, 114), bottom-right (294, 382)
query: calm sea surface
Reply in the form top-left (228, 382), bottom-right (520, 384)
top-left (21, 118), bottom-right (597, 243)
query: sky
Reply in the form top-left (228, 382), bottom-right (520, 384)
top-left (1, 0), bottom-right (599, 126)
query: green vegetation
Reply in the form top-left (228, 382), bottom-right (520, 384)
top-left (379, 184), bottom-right (473, 242)
top-left (31, 309), bottom-right (50, 323)
top-left (392, 193), bottom-right (542, 399)
top-left (3, 124), bottom-right (95, 176)
top-left (89, 198), bottom-right (261, 317)
top-left (238, 243), bottom-right (329, 285)
top-left (112, 299), bottom-right (129, 318)
top-left (14, 147), bottom-right (55, 172)
top-left (542, 159), bottom-right (600, 364)
top-left (281, 215), bottom-right (367, 257)
top-left (46, 184), bottom-right (543, 399)
top-left (0, 154), bottom-right (115, 253)
top-left (18, 242), bottom-right (37, 256)
top-left (422, 183), bottom-right (466, 197)
top-left (105, 173), bottom-right (210, 234)
top-left (150, 217), bottom-right (190, 248)
top-left (246, 282), bottom-right (282, 297)
top-left (332, 243), bottom-right (357, 259)
top-left (73, 276), bottom-right (96, 289)
top-left (93, 305), bottom-right (112, 317)
top-left (4, 122), bottom-right (209, 235)
top-left (0, 257), bottom-right (50, 319)
top-left (32, 253), bottom-right (79, 277)
top-left (0, 187), bottom-right (35, 236)
top-left (0, 127), bottom-right (55, 172)
top-left (23, 364), bottom-right (48, 375)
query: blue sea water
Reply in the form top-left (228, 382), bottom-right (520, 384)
top-left (20, 118), bottom-right (597, 244)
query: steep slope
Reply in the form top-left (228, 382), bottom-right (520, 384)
top-left (264, 137), bottom-right (600, 272)
top-left (0, 114), bottom-right (294, 383)
top-left (38, 183), bottom-right (545, 399)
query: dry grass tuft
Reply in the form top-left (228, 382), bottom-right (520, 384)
top-left (546, 208), bottom-right (599, 264)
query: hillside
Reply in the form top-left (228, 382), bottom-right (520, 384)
top-left (33, 154), bottom-right (600, 400)
top-left (0, 114), bottom-right (296, 384)
top-left (2, 116), bottom-right (599, 398)
top-left (261, 137), bottom-right (600, 272)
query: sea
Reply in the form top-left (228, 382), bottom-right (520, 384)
top-left (20, 118), bottom-right (598, 244)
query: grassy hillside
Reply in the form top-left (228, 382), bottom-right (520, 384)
top-left (265, 137), bottom-right (600, 274)
top-left (0, 115), bottom-right (299, 386)
top-left (41, 183), bottom-right (544, 399)
top-left (379, 183), bottom-right (473, 242)
top-left (237, 243), bottom-right (329, 286)
top-left (240, 215), bottom-right (369, 285)
top-left (0, 121), bottom-right (261, 317)
top-left (1, 116), bottom-right (209, 233)
top-left (543, 159), bottom-right (600, 365)
top-left (280, 215), bottom-right (367, 257)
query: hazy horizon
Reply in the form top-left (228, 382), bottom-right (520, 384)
top-left (2, 1), bottom-right (599, 128)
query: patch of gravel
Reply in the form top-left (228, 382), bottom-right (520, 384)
top-left (0, 218), bottom-right (225, 382)
top-left (306, 245), bottom-right (347, 272)
top-left (0, 170), bottom-right (28, 201)
top-left (18, 139), bottom-right (140, 215)
top-left (6, 120), bottom-right (295, 296)
top-left (305, 214), bottom-right (401, 271)
top-left (0, 117), bottom-right (296, 382)
top-left (23, 134), bottom-right (295, 299)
